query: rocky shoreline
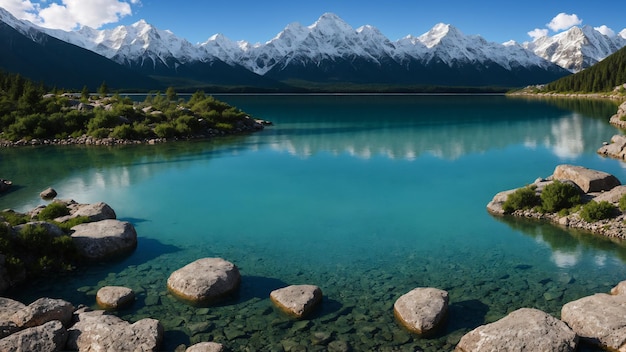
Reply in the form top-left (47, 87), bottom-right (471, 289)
top-left (487, 164), bottom-right (626, 240)
top-left (0, 118), bottom-right (272, 148)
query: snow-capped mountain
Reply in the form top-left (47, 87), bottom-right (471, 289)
top-left (2, 7), bottom-right (622, 89)
top-left (525, 25), bottom-right (626, 72)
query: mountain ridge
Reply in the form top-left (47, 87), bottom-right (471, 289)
top-left (1, 8), bottom-right (624, 90)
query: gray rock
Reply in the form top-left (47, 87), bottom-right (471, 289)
top-left (455, 308), bottom-right (577, 352)
top-left (486, 189), bottom-right (516, 215)
top-left (393, 287), bottom-right (448, 336)
top-left (0, 297), bottom-right (26, 338)
top-left (67, 309), bottom-right (163, 351)
top-left (561, 293), bottom-right (626, 351)
top-left (71, 219), bottom-right (137, 260)
top-left (611, 280), bottom-right (626, 295)
top-left (13, 221), bottom-right (65, 238)
top-left (186, 341), bottom-right (226, 352)
top-left (10, 297), bottom-right (74, 328)
top-left (167, 258), bottom-right (240, 304)
top-left (0, 320), bottom-right (67, 352)
top-left (71, 201), bottom-right (117, 221)
top-left (270, 284), bottom-right (323, 319)
top-left (592, 185), bottom-right (626, 204)
top-left (96, 286), bottom-right (135, 309)
top-left (39, 187), bottom-right (57, 199)
top-left (553, 164), bottom-right (621, 193)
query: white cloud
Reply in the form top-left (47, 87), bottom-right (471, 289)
top-left (594, 25), bottom-right (615, 37)
top-left (528, 28), bottom-right (548, 41)
top-left (547, 13), bottom-right (582, 32)
top-left (0, 0), bottom-right (39, 22)
top-left (0, 0), bottom-right (139, 30)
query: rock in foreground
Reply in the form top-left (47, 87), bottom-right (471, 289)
top-left (67, 309), bottom-right (163, 351)
top-left (0, 320), bottom-right (68, 352)
top-left (270, 284), bottom-right (323, 319)
top-left (455, 308), bottom-right (577, 352)
top-left (167, 258), bottom-right (240, 304)
top-left (393, 287), bottom-right (448, 336)
top-left (71, 219), bottom-right (137, 260)
top-left (561, 292), bottom-right (626, 351)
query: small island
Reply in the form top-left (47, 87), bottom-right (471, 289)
top-left (0, 72), bottom-right (269, 147)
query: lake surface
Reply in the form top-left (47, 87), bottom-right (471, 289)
top-left (1, 95), bottom-right (626, 351)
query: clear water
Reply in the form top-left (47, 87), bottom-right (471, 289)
top-left (1, 95), bottom-right (626, 351)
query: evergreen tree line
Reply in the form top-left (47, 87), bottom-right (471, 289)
top-left (545, 46), bottom-right (626, 93)
top-left (0, 71), bottom-right (260, 142)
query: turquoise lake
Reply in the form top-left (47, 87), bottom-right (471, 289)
top-left (1, 94), bottom-right (626, 351)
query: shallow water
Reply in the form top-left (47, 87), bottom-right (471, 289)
top-left (1, 95), bottom-right (625, 351)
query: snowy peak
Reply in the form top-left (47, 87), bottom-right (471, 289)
top-left (525, 25), bottom-right (626, 72)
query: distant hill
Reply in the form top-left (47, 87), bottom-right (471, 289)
top-left (0, 21), bottom-right (161, 91)
top-left (545, 46), bottom-right (626, 93)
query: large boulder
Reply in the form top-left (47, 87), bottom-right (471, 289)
top-left (270, 284), bottom-right (323, 319)
top-left (592, 185), bottom-right (626, 204)
top-left (0, 320), bottom-right (67, 352)
top-left (455, 308), bottom-right (577, 352)
top-left (96, 286), bottom-right (136, 310)
top-left (393, 287), bottom-right (449, 336)
top-left (0, 297), bottom-right (25, 338)
top-left (561, 293), bottom-right (626, 351)
top-left (71, 219), bottom-right (137, 260)
top-left (67, 309), bottom-right (163, 351)
top-left (10, 297), bottom-right (74, 328)
top-left (553, 164), bottom-right (620, 193)
top-left (167, 258), bottom-right (240, 304)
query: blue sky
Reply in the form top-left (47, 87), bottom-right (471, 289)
top-left (1, 0), bottom-right (624, 44)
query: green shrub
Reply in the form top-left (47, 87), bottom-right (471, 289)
top-left (110, 124), bottom-right (135, 140)
top-left (55, 216), bottom-right (90, 233)
top-left (619, 193), bottom-right (626, 211)
top-left (38, 202), bottom-right (70, 220)
top-left (154, 123), bottom-right (176, 138)
top-left (0, 210), bottom-right (30, 225)
top-left (580, 201), bottom-right (617, 222)
top-left (502, 185), bottom-right (540, 214)
top-left (540, 180), bottom-right (581, 213)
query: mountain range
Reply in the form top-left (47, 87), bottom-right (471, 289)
top-left (1, 8), bottom-right (625, 91)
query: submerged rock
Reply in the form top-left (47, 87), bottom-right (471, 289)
top-left (393, 287), bottom-right (448, 336)
top-left (270, 284), bottom-right (323, 319)
top-left (455, 308), bottom-right (577, 352)
top-left (167, 258), bottom-right (240, 304)
top-left (186, 341), bottom-right (227, 352)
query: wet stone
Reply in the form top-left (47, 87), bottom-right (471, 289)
top-left (311, 331), bottom-right (332, 345)
top-left (224, 327), bottom-right (246, 340)
top-left (328, 340), bottom-right (351, 352)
